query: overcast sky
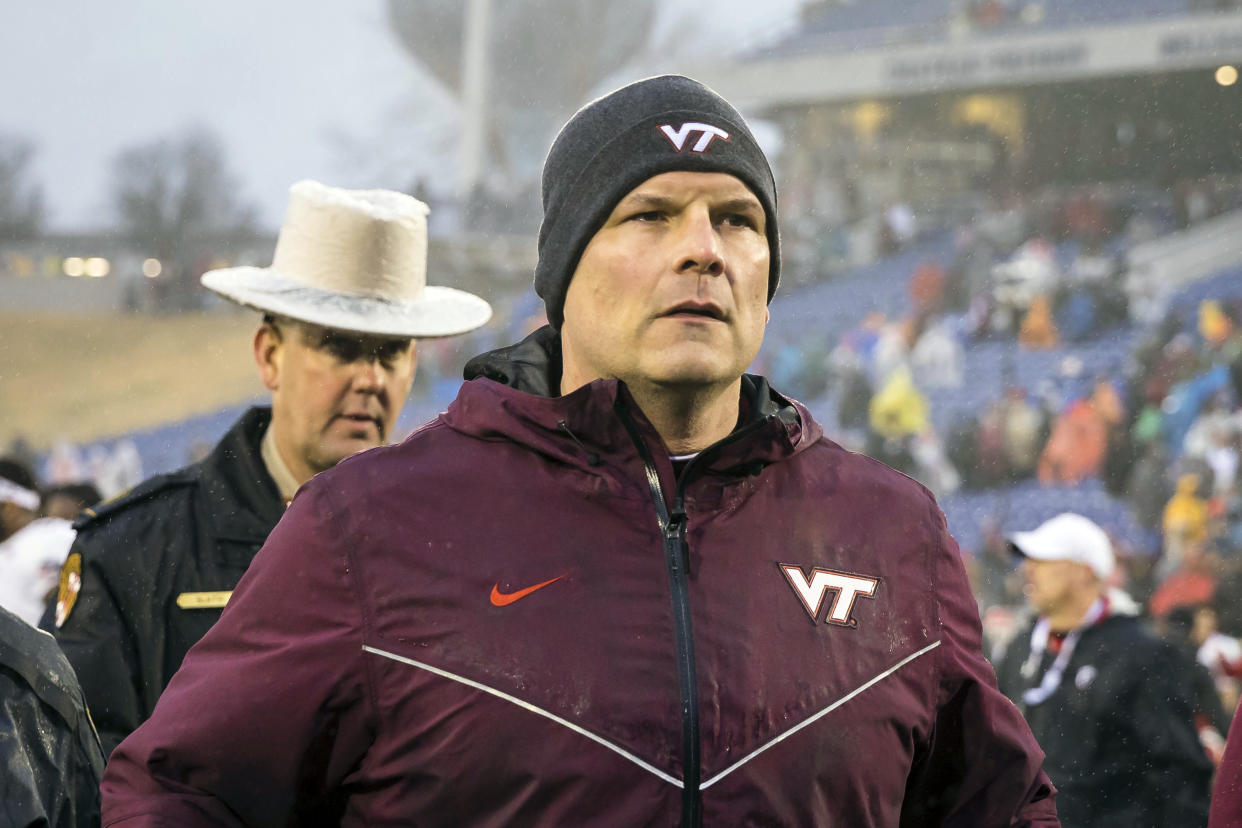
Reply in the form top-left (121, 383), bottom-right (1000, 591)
top-left (3, 0), bottom-right (801, 232)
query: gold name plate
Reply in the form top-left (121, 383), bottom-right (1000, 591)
top-left (176, 591), bottom-right (233, 609)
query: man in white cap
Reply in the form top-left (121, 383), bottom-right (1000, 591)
top-left (0, 458), bottom-right (76, 626)
top-left (48, 181), bottom-right (490, 755)
top-left (996, 512), bottom-right (1212, 828)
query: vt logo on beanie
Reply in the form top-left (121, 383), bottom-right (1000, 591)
top-left (658, 122), bottom-right (730, 153)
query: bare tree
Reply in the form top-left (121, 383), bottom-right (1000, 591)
top-left (0, 134), bottom-right (45, 241)
top-left (111, 126), bottom-right (256, 308)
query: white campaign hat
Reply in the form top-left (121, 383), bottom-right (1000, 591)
top-left (1008, 512), bottom-right (1114, 580)
top-left (201, 180), bottom-right (492, 338)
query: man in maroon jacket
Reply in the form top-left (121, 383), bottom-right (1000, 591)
top-left (102, 75), bottom-right (1058, 826)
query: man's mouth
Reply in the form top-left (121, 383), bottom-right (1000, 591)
top-left (336, 413), bottom-right (382, 434)
top-left (664, 301), bottom-right (726, 321)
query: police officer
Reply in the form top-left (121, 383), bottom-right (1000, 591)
top-left (49, 181), bottom-right (491, 754)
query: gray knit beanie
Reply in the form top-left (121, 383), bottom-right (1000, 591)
top-left (534, 74), bottom-right (780, 331)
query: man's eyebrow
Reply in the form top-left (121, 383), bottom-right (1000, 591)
top-left (316, 330), bottom-right (352, 346)
top-left (616, 194), bottom-right (763, 213)
top-left (318, 331), bottom-right (409, 350)
top-left (616, 193), bottom-right (677, 211)
top-left (714, 197), bottom-right (763, 214)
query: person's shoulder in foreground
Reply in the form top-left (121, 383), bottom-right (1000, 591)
top-left (1212, 701), bottom-right (1242, 826)
top-left (0, 603), bottom-right (105, 827)
top-left (101, 74), bottom-right (1057, 826)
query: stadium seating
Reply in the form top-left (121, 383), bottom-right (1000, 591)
top-left (940, 477), bottom-right (1160, 557)
top-left (747, 0), bottom-right (1205, 61)
top-left (766, 233), bottom-right (955, 343)
top-left (1034, 0), bottom-right (1198, 31)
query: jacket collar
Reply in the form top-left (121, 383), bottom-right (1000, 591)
top-left (454, 326), bottom-right (820, 477)
top-left (199, 407), bottom-right (285, 542)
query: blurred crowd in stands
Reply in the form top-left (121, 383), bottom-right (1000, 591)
top-left (759, 175), bottom-right (1242, 750)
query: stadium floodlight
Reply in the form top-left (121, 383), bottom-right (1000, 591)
top-left (85, 257), bottom-right (110, 278)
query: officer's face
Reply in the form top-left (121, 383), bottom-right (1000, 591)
top-left (560, 171), bottom-right (770, 396)
top-left (255, 318), bottom-right (416, 484)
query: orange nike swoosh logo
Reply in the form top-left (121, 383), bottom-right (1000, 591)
top-left (490, 574), bottom-right (567, 607)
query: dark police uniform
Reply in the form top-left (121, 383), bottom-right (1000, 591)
top-left (1, 603), bottom-right (105, 826)
top-left (47, 407), bottom-right (283, 755)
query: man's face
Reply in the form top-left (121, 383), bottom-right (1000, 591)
top-left (0, 502), bottom-right (18, 541)
top-left (560, 171), bottom-right (770, 394)
top-left (1020, 557), bottom-right (1094, 617)
top-left (43, 494), bottom-right (85, 521)
top-left (255, 319), bottom-right (417, 481)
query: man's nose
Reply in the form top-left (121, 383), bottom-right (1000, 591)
top-left (675, 210), bottom-right (724, 277)
top-left (351, 357), bottom-right (386, 393)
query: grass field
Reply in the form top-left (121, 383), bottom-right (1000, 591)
top-left (1, 311), bottom-right (266, 449)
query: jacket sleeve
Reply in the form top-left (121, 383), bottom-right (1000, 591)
top-left (50, 527), bottom-right (149, 757)
top-left (0, 672), bottom-right (104, 828)
top-left (0, 623), bottom-right (106, 828)
top-left (1211, 700), bottom-right (1242, 828)
top-left (100, 481), bottom-right (375, 827)
top-left (901, 500), bottom-right (1059, 828)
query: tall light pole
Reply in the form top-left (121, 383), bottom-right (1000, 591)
top-left (459, 0), bottom-right (491, 200)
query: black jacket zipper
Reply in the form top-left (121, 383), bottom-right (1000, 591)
top-left (617, 406), bottom-right (702, 827)
top-left (616, 398), bottom-right (780, 827)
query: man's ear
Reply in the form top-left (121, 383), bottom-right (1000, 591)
top-left (253, 321), bottom-right (284, 392)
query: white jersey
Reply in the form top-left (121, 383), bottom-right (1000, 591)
top-left (0, 517), bottom-right (76, 626)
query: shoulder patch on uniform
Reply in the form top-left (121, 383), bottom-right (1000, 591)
top-left (55, 552), bottom-right (82, 628)
top-left (80, 486), bottom-right (132, 519)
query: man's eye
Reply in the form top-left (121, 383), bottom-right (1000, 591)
top-left (376, 345), bottom-right (405, 366)
top-left (630, 211), bottom-right (663, 223)
top-left (722, 213), bottom-right (756, 229)
top-left (323, 339), bottom-right (362, 362)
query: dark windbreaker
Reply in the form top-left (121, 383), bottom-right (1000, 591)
top-left (103, 327), bottom-right (1057, 827)
top-left (0, 605), bottom-right (105, 827)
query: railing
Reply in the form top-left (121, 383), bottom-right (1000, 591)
top-left (1125, 208), bottom-right (1242, 324)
